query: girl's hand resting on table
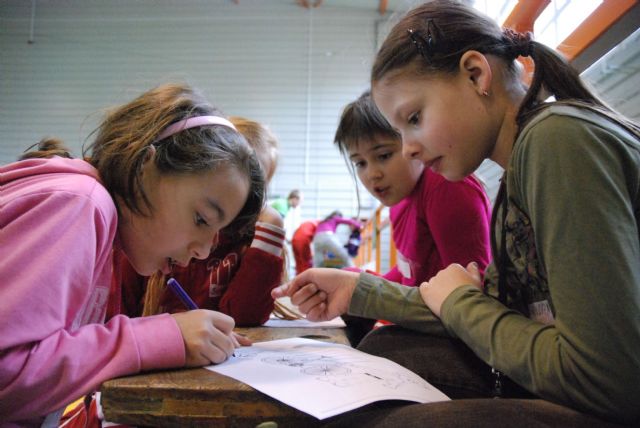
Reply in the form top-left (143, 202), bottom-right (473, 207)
top-left (271, 268), bottom-right (360, 322)
top-left (171, 310), bottom-right (250, 366)
top-left (419, 262), bottom-right (482, 318)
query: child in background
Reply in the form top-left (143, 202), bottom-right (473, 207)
top-left (312, 210), bottom-right (362, 268)
top-left (283, 189), bottom-right (303, 241)
top-left (291, 220), bottom-right (319, 274)
top-left (0, 83), bottom-right (264, 426)
top-left (335, 90), bottom-right (491, 286)
top-left (271, 188), bottom-right (302, 219)
top-left (273, 1), bottom-right (640, 425)
top-left (113, 116), bottom-right (285, 326)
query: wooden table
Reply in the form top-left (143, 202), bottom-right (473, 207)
top-left (101, 325), bottom-right (349, 427)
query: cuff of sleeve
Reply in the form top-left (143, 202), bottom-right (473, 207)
top-left (352, 273), bottom-right (449, 336)
top-left (251, 222), bottom-right (286, 257)
top-left (130, 313), bottom-right (185, 371)
top-left (349, 272), bottom-right (377, 316)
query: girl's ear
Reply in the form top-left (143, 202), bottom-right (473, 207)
top-left (144, 144), bottom-right (157, 163)
top-left (459, 50), bottom-right (492, 97)
top-left (140, 144), bottom-right (157, 180)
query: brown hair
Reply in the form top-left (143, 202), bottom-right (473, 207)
top-left (19, 137), bottom-right (73, 160)
top-left (371, 0), bottom-right (640, 136)
top-left (85, 84), bottom-right (264, 237)
top-left (229, 116), bottom-right (279, 183)
top-left (21, 84), bottom-right (265, 239)
top-left (287, 189), bottom-right (301, 201)
top-left (334, 90), bottom-right (399, 156)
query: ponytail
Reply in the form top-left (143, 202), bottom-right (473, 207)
top-left (19, 137), bottom-right (74, 160)
top-left (372, 0), bottom-right (640, 138)
top-left (514, 38), bottom-right (639, 138)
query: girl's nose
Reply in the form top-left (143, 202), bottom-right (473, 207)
top-left (189, 231), bottom-right (217, 260)
top-left (368, 166), bottom-right (383, 181)
top-left (402, 138), bottom-right (422, 161)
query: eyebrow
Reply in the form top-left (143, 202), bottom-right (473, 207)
top-left (393, 101), bottom-right (412, 124)
top-left (349, 142), bottom-right (394, 160)
top-left (206, 198), bottom-right (225, 224)
top-left (349, 143), bottom-right (393, 159)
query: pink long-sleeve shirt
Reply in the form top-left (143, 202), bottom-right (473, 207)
top-left (0, 157), bottom-right (184, 426)
top-left (383, 169), bottom-right (492, 286)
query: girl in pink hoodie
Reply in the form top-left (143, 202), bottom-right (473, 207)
top-left (0, 83), bottom-right (264, 426)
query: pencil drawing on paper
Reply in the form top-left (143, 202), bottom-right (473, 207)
top-left (234, 344), bottom-right (427, 390)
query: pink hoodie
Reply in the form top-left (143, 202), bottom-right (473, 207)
top-left (0, 157), bottom-right (184, 426)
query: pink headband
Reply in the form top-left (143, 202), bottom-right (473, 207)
top-left (155, 115), bottom-right (237, 142)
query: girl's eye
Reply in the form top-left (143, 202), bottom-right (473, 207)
top-left (195, 213), bottom-right (209, 227)
top-left (378, 152), bottom-right (392, 161)
top-left (408, 112), bottom-right (420, 126)
top-left (353, 160), bottom-right (365, 169)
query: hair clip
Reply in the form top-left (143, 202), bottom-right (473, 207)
top-left (407, 28), bottom-right (430, 59)
top-left (408, 20), bottom-right (442, 59)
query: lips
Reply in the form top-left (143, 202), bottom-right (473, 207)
top-left (161, 258), bottom-right (173, 275)
top-left (374, 186), bottom-right (389, 197)
top-left (161, 257), bottom-right (189, 275)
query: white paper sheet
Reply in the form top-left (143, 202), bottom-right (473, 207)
top-left (264, 316), bottom-right (346, 328)
top-left (207, 337), bottom-right (449, 420)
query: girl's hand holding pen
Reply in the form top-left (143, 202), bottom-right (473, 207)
top-left (271, 268), bottom-right (359, 322)
top-left (167, 278), bottom-right (250, 366)
top-left (172, 310), bottom-right (242, 366)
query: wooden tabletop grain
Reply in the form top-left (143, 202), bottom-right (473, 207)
top-left (100, 325), bottom-right (349, 427)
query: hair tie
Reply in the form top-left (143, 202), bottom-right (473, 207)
top-left (155, 116), bottom-right (237, 143)
top-left (502, 28), bottom-right (534, 58)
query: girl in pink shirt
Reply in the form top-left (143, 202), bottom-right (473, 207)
top-left (312, 211), bottom-right (363, 268)
top-left (335, 90), bottom-right (491, 287)
top-left (0, 83), bottom-right (264, 426)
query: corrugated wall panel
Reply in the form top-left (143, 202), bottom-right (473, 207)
top-left (3, 1), bottom-right (639, 224)
top-left (0, 0), bottom-right (378, 222)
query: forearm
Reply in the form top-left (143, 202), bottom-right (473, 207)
top-left (349, 272), bottom-right (447, 336)
top-left (0, 314), bottom-right (183, 421)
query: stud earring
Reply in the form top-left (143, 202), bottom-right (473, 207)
top-left (482, 90), bottom-right (489, 97)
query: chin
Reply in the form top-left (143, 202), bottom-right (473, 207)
top-left (439, 168), bottom-right (469, 182)
top-left (128, 258), bottom-right (155, 276)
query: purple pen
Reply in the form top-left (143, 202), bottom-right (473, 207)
top-left (167, 278), bottom-right (199, 310)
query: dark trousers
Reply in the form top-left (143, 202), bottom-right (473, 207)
top-left (322, 325), bottom-right (627, 428)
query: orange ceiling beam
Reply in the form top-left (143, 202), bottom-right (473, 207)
top-left (503, 0), bottom-right (550, 32)
top-left (557, 0), bottom-right (638, 61)
top-left (379, 0), bottom-right (388, 15)
top-left (297, 0), bottom-right (323, 8)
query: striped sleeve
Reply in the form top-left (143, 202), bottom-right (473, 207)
top-left (251, 222), bottom-right (285, 257)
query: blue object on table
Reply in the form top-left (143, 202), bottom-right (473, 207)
top-left (167, 277), bottom-right (199, 310)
